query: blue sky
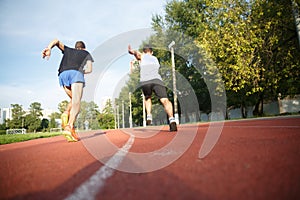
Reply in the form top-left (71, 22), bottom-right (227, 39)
top-left (0, 0), bottom-right (166, 111)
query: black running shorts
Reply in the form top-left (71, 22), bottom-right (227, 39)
top-left (141, 83), bottom-right (168, 100)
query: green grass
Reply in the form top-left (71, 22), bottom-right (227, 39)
top-left (0, 132), bottom-right (61, 145)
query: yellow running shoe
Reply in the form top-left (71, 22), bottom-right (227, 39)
top-left (62, 125), bottom-right (79, 142)
top-left (61, 113), bottom-right (69, 129)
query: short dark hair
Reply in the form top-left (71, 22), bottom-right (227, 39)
top-left (75, 41), bottom-right (86, 49)
top-left (143, 44), bottom-right (153, 53)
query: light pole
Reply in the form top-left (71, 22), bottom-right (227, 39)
top-left (122, 100), bottom-right (125, 128)
top-left (129, 92), bottom-right (133, 128)
top-left (168, 41), bottom-right (179, 124)
top-left (117, 104), bottom-right (120, 129)
top-left (114, 103), bottom-right (117, 129)
top-left (142, 93), bottom-right (146, 127)
top-left (292, 0), bottom-right (300, 47)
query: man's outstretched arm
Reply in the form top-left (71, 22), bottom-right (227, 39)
top-left (42, 39), bottom-right (64, 59)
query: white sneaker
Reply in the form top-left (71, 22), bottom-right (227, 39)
top-left (146, 115), bottom-right (152, 125)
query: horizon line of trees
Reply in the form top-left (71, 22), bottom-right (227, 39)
top-left (0, 100), bottom-right (115, 133)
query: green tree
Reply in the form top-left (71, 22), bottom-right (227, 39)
top-left (251, 0), bottom-right (300, 115)
top-left (0, 123), bottom-right (6, 135)
top-left (58, 100), bottom-right (69, 114)
top-left (160, 0), bottom-right (262, 117)
top-left (76, 101), bottom-right (100, 130)
top-left (40, 118), bottom-right (49, 131)
top-left (151, 0), bottom-right (300, 117)
top-left (25, 102), bottom-right (43, 133)
top-left (48, 112), bottom-right (60, 128)
top-left (7, 104), bottom-right (25, 129)
top-left (98, 99), bottom-right (115, 129)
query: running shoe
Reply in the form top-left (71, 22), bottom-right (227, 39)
top-left (61, 113), bottom-right (69, 129)
top-left (62, 125), bottom-right (79, 142)
top-left (146, 115), bottom-right (152, 125)
top-left (169, 121), bottom-right (177, 132)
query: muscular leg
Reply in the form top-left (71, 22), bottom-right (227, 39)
top-left (61, 86), bottom-right (72, 129)
top-left (145, 97), bottom-right (152, 115)
top-left (65, 102), bottom-right (72, 113)
top-left (68, 83), bottom-right (83, 129)
top-left (63, 86), bottom-right (72, 114)
top-left (160, 98), bottom-right (174, 118)
top-left (160, 97), bottom-right (177, 131)
top-left (145, 97), bottom-right (153, 125)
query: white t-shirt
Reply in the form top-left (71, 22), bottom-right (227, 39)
top-left (140, 54), bottom-right (162, 82)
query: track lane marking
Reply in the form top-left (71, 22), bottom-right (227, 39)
top-left (64, 133), bottom-right (135, 200)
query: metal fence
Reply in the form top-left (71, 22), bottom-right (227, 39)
top-left (6, 128), bottom-right (27, 134)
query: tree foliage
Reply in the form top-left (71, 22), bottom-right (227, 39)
top-left (76, 101), bottom-right (100, 130)
top-left (25, 102), bottom-right (43, 132)
top-left (148, 0), bottom-right (300, 117)
top-left (6, 102), bottom-right (45, 132)
top-left (6, 104), bottom-right (25, 129)
top-left (98, 99), bottom-right (115, 129)
top-left (58, 100), bottom-right (69, 114)
top-left (48, 112), bottom-right (60, 129)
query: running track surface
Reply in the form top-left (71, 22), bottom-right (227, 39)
top-left (0, 116), bottom-right (299, 200)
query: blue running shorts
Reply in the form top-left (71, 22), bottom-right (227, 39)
top-left (59, 70), bottom-right (85, 87)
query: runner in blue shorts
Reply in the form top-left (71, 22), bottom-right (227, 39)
top-left (59, 70), bottom-right (85, 87)
top-left (42, 39), bottom-right (94, 141)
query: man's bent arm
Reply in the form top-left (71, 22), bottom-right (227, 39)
top-left (84, 60), bottom-right (93, 74)
top-left (47, 39), bottom-right (64, 51)
top-left (42, 39), bottom-right (65, 59)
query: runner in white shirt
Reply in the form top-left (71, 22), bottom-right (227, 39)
top-left (128, 44), bottom-right (177, 132)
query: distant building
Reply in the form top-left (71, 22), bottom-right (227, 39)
top-left (42, 109), bottom-right (56, 120)
top-left (0, 107), bottom-right (12, 124)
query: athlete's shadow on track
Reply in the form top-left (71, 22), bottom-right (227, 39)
top-left (14, 156), bottom-right (203, 200)
top-left (79, 131), bottom-right (106, 140)
top-left (133, 128), bottom-right (170, 133)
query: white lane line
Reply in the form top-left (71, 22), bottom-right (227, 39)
top-left (65, 134), bottom-right (135, 200)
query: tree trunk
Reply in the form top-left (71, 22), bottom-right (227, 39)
top-left (253, 93), bottom-right (264, 117)
top-left (241, 104), bottom-right (247, 118)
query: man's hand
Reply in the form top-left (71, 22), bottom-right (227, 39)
top-left (128, 45), bottom-right (141, 60)
top-left (42, 47), bottom-right (51, 59)
top-left (128, 45), bottom-right (134, 55)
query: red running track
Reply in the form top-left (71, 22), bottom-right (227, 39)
top-left (0, 116), bottom-right (299, 200)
